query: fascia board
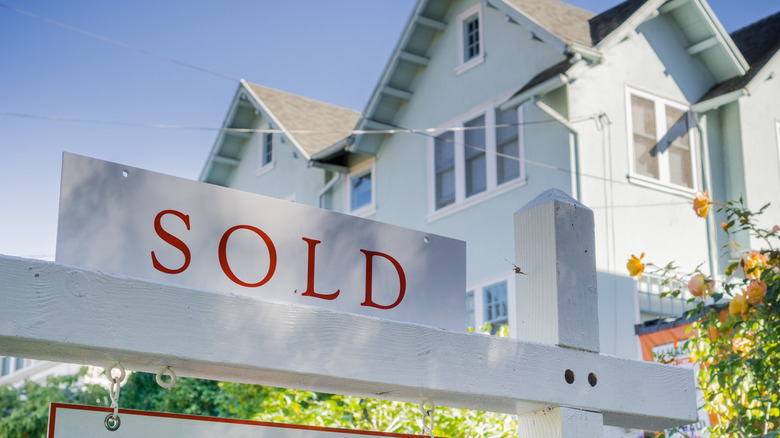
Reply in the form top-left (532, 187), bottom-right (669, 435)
top-left (310, 135), bottom-right (354, 161)
top-left (241, 79), bottom-right (313, 161)
top-left (487, 0), bottom-right (568, 54)
top-left (691, 0), bottom-right (748, 74)
top-left (691, 88), bottom-right (748, 113)
top-left (198, 82), bottom-right (248, 182)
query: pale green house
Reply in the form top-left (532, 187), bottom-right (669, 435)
top-left (200, 0), bottom-right (779, 394)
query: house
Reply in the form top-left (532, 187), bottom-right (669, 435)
top-left (200, 0), bottom-right (780, 370)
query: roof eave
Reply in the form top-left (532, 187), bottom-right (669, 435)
top-left (199, 82), bottom-right (249, 183)
top-left (500, 73), bottom-right (568, 110)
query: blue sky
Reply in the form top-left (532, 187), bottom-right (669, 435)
top-left (0, 0), bottom-right (777, 259)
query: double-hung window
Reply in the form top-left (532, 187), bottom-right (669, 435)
top-left (456, 4), bottom-right (484, 74)
top-left (429, 104), bottom-right (524, 218)
top-left (347, 160), bottom-right (376, 217)
top-left (627, 88), bottom-right (696, 192)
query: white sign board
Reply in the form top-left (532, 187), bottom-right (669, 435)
top-left (48, 404), bottom-right (428, 437)
top-left (56, 153), bottom-right (465, 330)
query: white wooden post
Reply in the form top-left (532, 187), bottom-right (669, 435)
top-left (514, 189), bottom-right (603, 436)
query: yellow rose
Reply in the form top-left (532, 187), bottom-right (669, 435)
top-left (744, 280), bottom-right (767, 305)
top-left (729, 293), bottom-right (749, 318)
top-left (742, 252), bottom-right (767, 280)
top-left (627, 253), bottom-right (645, 279)
top-left (693, 191), bottom-right (711, 218)
top-left (687, 274), bottom-right (713, 297)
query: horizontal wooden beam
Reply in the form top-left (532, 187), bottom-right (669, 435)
top-left (687, 35), bottom-right (719, 55)
top-left (381, 85), bottom-right (413, 100)
top-left (414, 15), bottom-right (447, 31)
top-left (397, 50), bottom-right (430, 66)
top-left (0, 255), bottom-right (697, 431)
top-left (211, 155), bottom-right (240, 166)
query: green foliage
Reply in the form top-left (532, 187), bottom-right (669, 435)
top-left (0, 367), bottom-right (108, 438)
top-left (647, 198), bottom-right (780, 437)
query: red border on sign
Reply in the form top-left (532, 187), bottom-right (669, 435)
top-left (48, 403), bottom-right (435, 437)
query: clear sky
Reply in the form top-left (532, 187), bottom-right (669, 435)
top-left (0, 0), bottom-right (777, 260)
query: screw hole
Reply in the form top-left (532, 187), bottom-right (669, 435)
top-left (423, 236), bottom-right (429, 244)
top-left (588, 372), bottom-right (597, 387)
top-left (564, 369), bottom-right (575, 384)
top-left (122, 170), bottom-right (129, 178)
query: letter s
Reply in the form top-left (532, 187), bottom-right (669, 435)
top-left (151, 209), bottom-right (191, 274)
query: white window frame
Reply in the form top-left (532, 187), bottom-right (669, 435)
top-left (455, 3), bottom-right (485, 75)
top-left (427, 98), bottom-right (526, 222)
top-left (256, 126), bottom-right (275, 176)
top-left (346, 159), bottom-right (376, 217)
top-left (625, 86), bottom-right (699, 196)
top-left (466, 274), bottom-right (516, 334)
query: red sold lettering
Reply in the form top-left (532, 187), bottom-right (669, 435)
top-left (151, 209), bottom-right (191, 274)
top-left (218, 225), bottom-right (277, 287)
top-left (301, 237), bottom-right (340, 300)
top-left (360, 249), bottom-right (406, 310)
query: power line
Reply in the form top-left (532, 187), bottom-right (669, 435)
top-left (0, 3), bottom-right (239, 83)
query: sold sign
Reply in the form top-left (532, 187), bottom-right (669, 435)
top-left (56, 153), bottom-right (465, 330)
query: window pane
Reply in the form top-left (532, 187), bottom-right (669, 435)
top-left (464, 115), bottom-right (486, 197)
top-left (464, 15), bottom-right (480, 61)
top-left (665, 107), bottom-right (693, 188)
top-left (263, 133), bottom-right (273, 166)
top-left (484, 281), bottom-right (508, 334)
top-left (15, 357), bottom-right (24, 370)
top-left (1, 357), bottom-right (9, 376)
top-left (631, 95), bottom-right (659, 179)
top-left (350, 171), bottom-right (372, 211)
top-left (435, 131), bottom-right (455, 209)
top-left (495, 107), bottom-right (520, 184)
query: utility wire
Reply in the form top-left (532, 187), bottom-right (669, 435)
top-left (0, 3), bottom-right (238, 83)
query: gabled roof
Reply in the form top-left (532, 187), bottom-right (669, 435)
top-left (589, 0), bottom-right (645, 46)
top-left (498, 0), bottom-right (595, 48)
top-left (200, 81), bottom-right (360, 185)
top-left (697, 11), bottom-right (780, 104)
top-left (244, 82), bottom-right (361, 159)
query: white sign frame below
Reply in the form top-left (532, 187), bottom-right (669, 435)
top-left (48, 403), bottom-right (432, 438)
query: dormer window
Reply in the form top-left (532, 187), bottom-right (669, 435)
top-left (456, 4), bottom-right (484, 74)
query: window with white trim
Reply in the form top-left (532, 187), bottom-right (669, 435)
top-left (262, 132), bottom-right (273, 167)
top-left (466, 278), bottom-right (512, 334)
top-left (627, 89), bottom-right (697, 191)
top-left (347, 160), bottom-right (376, 216)
top-left (1, 357), bottom-right (9, 376)
top-left (430, 105), bottom-right (524, 215)
top-left (456, 4), bottom-right (484, 74)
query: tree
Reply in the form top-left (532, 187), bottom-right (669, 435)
top-left (629, 193), bottom-right (780, 437)
top-left (0, 368), bottom-right (108, 438)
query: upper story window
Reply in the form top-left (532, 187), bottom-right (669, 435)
top-left (256, 127), bottom-right (275, 176)
top-left (456, 4), bottom-right (484, 74)
top-left (347, 160), bottom-right (376, 217)
top-left (627, 88), bottom-right (697, 193)
top-left (1, 357), bottom-right (10, 376)
top-left (428, 104), bottom-right (525, 219)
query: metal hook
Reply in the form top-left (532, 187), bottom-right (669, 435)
top-left (419, 398), bottom-right (435, 437)
top-left (156, 366), bottom-right (177, 390)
